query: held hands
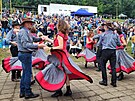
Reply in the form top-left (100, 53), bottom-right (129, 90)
top-left (43, 46), bottom-right (53, 52)
top-left (41, 35), bottom-right (48, 41)
top-left (38, 44), bottom-right (46, 49)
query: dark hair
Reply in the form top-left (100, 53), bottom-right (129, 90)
top-left (115, 27), bottom-right (122, 35)
top-left (12, 20), bottom-right (20, 28)
top-left (87, 30), bottom-right (93, 37)
top-left (99, 28), bottom-right (105, 32)
top-left (30, 26), bottom-right (37, 33)
top-left (57, 19), bottom-right (69, 35)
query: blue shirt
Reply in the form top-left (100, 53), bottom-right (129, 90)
top-left (93, 30), bottom-right (121, 50)
top-left (6, 29), bottom-right (17, 45)
top-left (17, 27), bottom-right (42, 52)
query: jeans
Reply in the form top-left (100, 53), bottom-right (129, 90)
top-left (83, 36), bottom-right (87, 47)
top-left (2, 38), bottom-right (9, 48)
top-left (18, 52), bottom-right (32, 95)
top-left (1, 28), bottom-right (9, 38)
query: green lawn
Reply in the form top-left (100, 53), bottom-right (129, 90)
top-left (103, 18), bottom-right (125, 23)
top-left (0, 43), bottom-right (134, 65)
top-left (0, 48), bottom-right (11, 65)
top-left (126, 41), bottom-right (134, 57)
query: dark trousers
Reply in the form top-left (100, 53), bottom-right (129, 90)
top-left (96, 46), bottom-right (102, 70)
top-left (66, 45), bottom-right (70, 52)
top-left (70, 48), bottom-right (77, 54)
top-left (76, 48), bottom-right (82, 54)
top-left (10, 46), bottom-right (21, 80)
top-left (100, 49), bottom-right (117, 84)
top-left (10, 46), bottom-right (18, 57)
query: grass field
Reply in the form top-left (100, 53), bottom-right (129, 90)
top-left (0, 48), bottom-right (11, 65)
top-left (103, 18), bottom-right (125, 23)
top-left (0, 41), bottom-right (134, 66)
top-left (0, 48), bottom-right (85, 64)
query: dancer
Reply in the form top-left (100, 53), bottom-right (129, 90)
top-left (95, 27), bottom-right (105, 71)
top-left (93, 22), bottom-right (121, 87)
top-left (35, 19), bottom-right (93, 97)
top-left (32, 31), bottom-right (49, 69)
top-left (17, 17), bottom-right (46, 99)
top-left (5, 20), bottom-right (21, 81)
top-left (108, 27), bottom-right (135, 80)
top-left (77, 30), bottom-right (97, 68)
top-left (2, 31), bottom-right (47, 73)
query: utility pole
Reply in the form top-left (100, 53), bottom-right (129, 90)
top-left (9, 0), bottom-right (12, 14)
top-left (97, 0), bottom-right (99, 17)
top-left (116, 1), bottom-right (118, 19)
top-left (0, 0), bottom-right (2, 19)
top-left (121, 0), bottom-right (123, 14)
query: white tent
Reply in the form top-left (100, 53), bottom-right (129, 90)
top-left (119, 13), bottom-right (127, 18)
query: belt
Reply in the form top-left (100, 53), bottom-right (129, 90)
top-left (18, 51), bottom-right (32, 54)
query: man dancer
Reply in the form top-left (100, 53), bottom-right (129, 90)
top-left (93, 22), bottom-right (121, 87)
top-left (17, 17), bottom-right (46, 99)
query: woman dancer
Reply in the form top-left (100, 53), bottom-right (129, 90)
top-left (32, 31), bottom-right (49, 69)
top-left (108, 27), bottom-right (135, 80)
top-left (5, 20), bottom-right (21, 81)
top-left (77, 30), bottom-right (97, 68)
top-left (35, 19), bottom-right (93, 97)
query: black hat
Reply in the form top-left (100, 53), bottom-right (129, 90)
top-left (114, 27), bottom-right (122, 35)
top-left (12, 20), bottom-right (20, 27)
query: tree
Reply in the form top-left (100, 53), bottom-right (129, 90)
top-left (2, 0), bottom-right (135, 18)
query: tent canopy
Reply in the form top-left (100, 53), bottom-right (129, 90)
top-left (119, 13), bottom-right (127, 17)
top-left (71, 9), bottom-right (94, 16)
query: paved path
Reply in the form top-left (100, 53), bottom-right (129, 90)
top-left (0, 62), bottom-right (135, 101)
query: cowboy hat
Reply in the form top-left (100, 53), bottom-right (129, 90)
top-left (21, 17), bottom-right (35, 25)
top-left (104, 22), bottom-right (114, 30)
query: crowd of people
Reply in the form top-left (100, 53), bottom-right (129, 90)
top-left (1, 10), bottom-right (135, 99)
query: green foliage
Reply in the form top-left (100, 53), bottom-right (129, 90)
top-left (0, 48), bottom-right (11, 65)
top-left (2, 0), bottom-right (135, 18)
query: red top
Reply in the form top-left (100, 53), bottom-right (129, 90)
top-left (86, 37), bottom-right (95, 50)
top-left (116, 34), bottom-right (124, 49)
top-left (39, 40), bottom-right (44, 44)
top-left (53, 32), bottom-right (69, 56)
top-left (49, 23), bottom-right (54, 31)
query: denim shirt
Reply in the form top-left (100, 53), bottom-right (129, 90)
top-left (6, 29), bottom-right (17, 45)
top-left (93, 30), bottom-right (121, 50)
top-left (17, 27), bottom-right (42, 52)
